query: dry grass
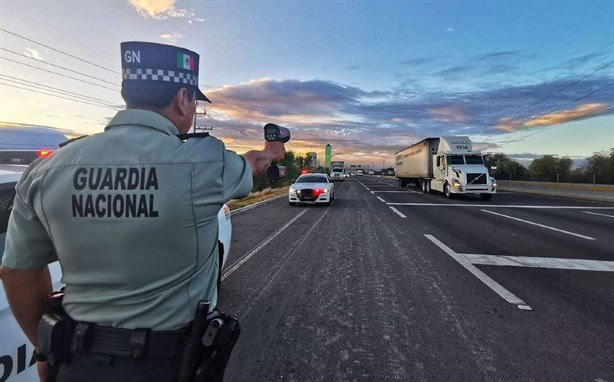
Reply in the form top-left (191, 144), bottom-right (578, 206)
top-left (226, 187), bottom-right (289, 211)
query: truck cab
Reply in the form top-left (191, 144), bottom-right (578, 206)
top-left (330, 167), bottom-right (345, 181)
top-left (430, 137), bottom-right (496, 200)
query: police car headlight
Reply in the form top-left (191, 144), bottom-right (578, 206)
top-left (323, 188), bottom-right (329, 193)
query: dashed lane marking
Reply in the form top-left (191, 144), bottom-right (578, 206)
top-left (389, 206), bottom-right (407, 218)
top-left (481, 209), bottom-right (595, 241)
top-left (424, 234), bottom-right (531, 310)
top-left (222, 209), bottom-right (308, 280)
top-left (376, 196), bottom-right (386, 203)
top-left (462, 254), bottom-right (614, 272)
top-left (583, 211), bottom-right (614, 219)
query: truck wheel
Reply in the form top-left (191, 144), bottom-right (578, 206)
top-left (398, 178), bottom-right (407, 187)
top-left (480, 194), bottom-right (492, 201)
top-left (426, 181), bottom-right (432, 194)
top-left (444, 183), bottom-right (454, 199)
top-left (420, 180), bottom-right (425, 193)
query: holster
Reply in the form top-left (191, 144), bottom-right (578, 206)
top-left (194, 312), bottom-right (241, 382)
top-left (175, 301), bottom-right (241, 382)
top-left (38, 291), bottom-right (74, 375)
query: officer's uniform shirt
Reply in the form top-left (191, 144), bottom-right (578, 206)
top-left (2, 109), bottom-right (252, 330)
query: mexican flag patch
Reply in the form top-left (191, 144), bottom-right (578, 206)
top-left (177, 53), bottom-right (195, 71)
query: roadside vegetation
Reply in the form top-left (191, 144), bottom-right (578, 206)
top-left (227, 186), bottom-right (290, 210)
top-left (486, 148), bottom-right (614, 184)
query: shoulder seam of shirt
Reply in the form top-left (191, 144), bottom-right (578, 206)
top-left (106, 123), bottom-right (175, 135)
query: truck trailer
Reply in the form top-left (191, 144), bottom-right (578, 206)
top-left (395, 136), bottom-right (496, 200)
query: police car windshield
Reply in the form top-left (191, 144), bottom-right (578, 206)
top-left (296, 176), bottom-right (328, 183)
top-left (332, 169), bottom-right (343, 172)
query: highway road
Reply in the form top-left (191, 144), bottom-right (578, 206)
top-left (218, 175), bottom-right (614, 381)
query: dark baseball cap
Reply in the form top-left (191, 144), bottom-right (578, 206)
top-left (120, 41), bottom-right (211, 103)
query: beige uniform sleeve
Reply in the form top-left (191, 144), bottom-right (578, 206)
top-left (222, 148), bottom-right (253, 202)
top-left (2, 168), bottom-right (57, 269)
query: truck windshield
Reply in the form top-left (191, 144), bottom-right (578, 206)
top-left (332, 169), bottom-right (343, 173)
top-left (447, 156), bottom-right (464, 165)
top-left (465, 156), bottom-right (484, 164)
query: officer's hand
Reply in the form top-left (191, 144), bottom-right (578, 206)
top-left (264, 141), bottom-right (285, 163)
top-left (36, 361), bottom-right (48, 382)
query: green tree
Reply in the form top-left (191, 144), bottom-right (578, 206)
top-left (529, 155), bottom-right (572, 182)
top-left (485, 153), bottom-right (528, 180)
top-left (583, 149), bottom-right (614, 184)
top-left (250, 150), bottom-right (309, 191)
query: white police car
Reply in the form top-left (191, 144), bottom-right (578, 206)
top-left (288, 173), bottom-right (334, 206)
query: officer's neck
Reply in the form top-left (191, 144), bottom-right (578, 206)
top-left (130, 106), bottom-right (191, 134)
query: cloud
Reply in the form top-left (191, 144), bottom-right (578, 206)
top-left (428, 106), bottom-right (467, 123)
top-left (445, 27), bottom-right (455, 32)
top-left (128, 0), bottom-right (204, 22)
top-left (398, 56), bottom-right (440, 66)
top-left (24, 48), bottom-right (44, 61)
top-left (473, 51), bottom-right (520, 60)
top-left (525, 103), bottom-right (607, 126)
top-left (198, 74), bottom-right (613, 164)
top-left (345, 65), bottom-right (361, 71)
top-left (496, 103), bottom-right (608, 131)
top-left (434, 65), bottom-right (473, 77)
top-left (159, 32), bottom-right (183, 43)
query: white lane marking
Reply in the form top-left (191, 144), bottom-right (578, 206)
top-left (222, 209), bottom-right (308, 280)
top-left (370, 191), bottom-right (374, 194)
top-left (387, 203), bottom-right (614, 209)
top-left (462, 254), bottom-right (614, 272)
top-left (376, 196), bottom-right (386, 203)
top-left (424, 234), bottom-right (531, 310)
top-left (389, 206), bottom-right (407, 218)
top-left (583, 211), bottom-right (614, 219)
top-left (373, 190), bottom-right (419, 193)
top-left (481, 209), bottom-right (595, 241)
top-left (237, 207), bottom-right (331, 318)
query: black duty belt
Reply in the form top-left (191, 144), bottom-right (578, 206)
top-left (72, 322), bottom-right (186, 359)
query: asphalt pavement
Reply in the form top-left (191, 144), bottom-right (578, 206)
top-left (218, 175), bottom-right (614, 381)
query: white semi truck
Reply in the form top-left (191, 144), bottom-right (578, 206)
top-left (395, 136), bottom-right (496, 200)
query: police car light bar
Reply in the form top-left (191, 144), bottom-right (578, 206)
top-left (37, 149), bottom-right (54, 158)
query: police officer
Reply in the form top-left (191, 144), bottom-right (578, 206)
top-left (0, 42), bottom-right (285, 381)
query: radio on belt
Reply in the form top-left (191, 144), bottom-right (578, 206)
top-left (263, 123), bottom-right (290, 181)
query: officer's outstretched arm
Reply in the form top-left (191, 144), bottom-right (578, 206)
top-left (0, 265), bottom-right (52, 350)
top-left (242, 141), bottom-right (285, 177)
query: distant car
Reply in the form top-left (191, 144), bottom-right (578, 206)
top-left (330, 167), bottom-right (345, 181)
top-left (289, 174), bottom-right (334, 206)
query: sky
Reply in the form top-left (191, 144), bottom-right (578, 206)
top-left (0, 0), bottom-right (613, 168)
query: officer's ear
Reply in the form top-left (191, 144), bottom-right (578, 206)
top-left (174, 88), bottom-right (192, 117)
